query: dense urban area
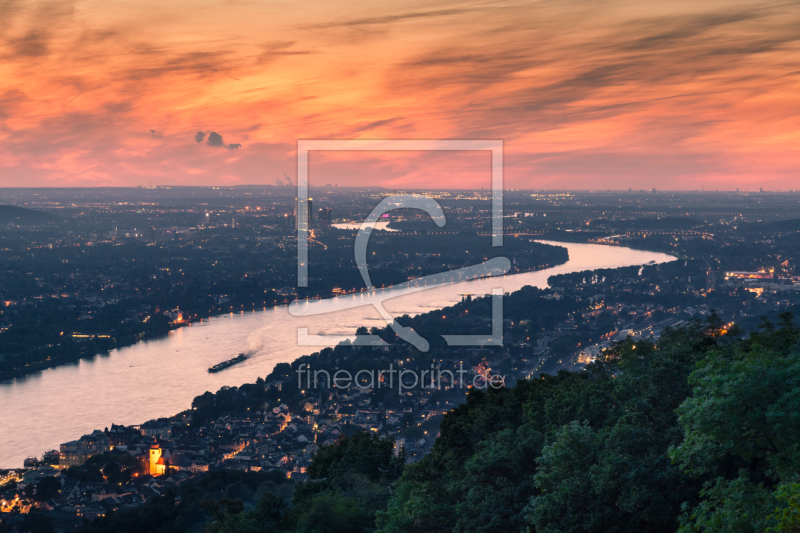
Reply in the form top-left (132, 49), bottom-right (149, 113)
top-left (2, 187), bottom-right (800, 532)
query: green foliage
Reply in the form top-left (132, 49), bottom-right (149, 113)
top-left (190, 380), bottom-right (272, 426)
top-left (525, 333), bottom-right (709, 533)
top-left (676, 473), bottom-right (777, 533)
top-left (290, 432), bottom-right (405, 532)
top-left (306, 432), bottom-right (404, 484)
top-left (77, 470), bottom-right (292, 533)
top-left (215, 493), bottom-right (289, 533)
top-left (379, 323), bottom-right (723, 533)
top-left (768, 482), bottom-right (800, 533)
top-left (18, 511), bottom-right (55, 533)
top-left (65, 450), bottom-right (145, 484)
top-left (33, 477), bottom-right (61, 502)
top-left (293, 479), bottom-right (385, 533)
top-left (377, 366), bottom-right (621, 533)
top-left (670, 312), bottom-right (800, 532)
top-left (200, 496), bottom-right (245, 532)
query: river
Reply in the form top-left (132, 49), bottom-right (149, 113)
top-left (0, 242), bottom-right (674, 468)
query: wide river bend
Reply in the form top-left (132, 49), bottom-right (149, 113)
top-left (0, 242), bottom-right (675, 467)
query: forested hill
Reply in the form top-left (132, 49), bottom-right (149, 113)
top-left (0, 205), bottom-right (62, 226)
top-left (73, 314), bottom-right (800, 533)
top-left (378, 314), bottom-right (800, 533)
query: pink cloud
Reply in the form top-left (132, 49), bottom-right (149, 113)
top-left (0, 0), bottom-right (798, 189)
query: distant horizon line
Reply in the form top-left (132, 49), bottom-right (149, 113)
top-left (0, 185), bottom-right (796, 194)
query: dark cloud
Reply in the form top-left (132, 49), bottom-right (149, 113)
top-left (352, 117), bottom-right (402, 132)
top-left (384, 2), bottom-right (800, 143)
top-left (406, 52), bottom-right (527, 67)
top-left (0, 0), bottom-right (22, 36)
top-left (120, 50), bottom-right (240, 82)
top-left (257, 41), bottom-right (318, 64)
top-left (0, 0), bottom-right (20, 16)
top-left (2, 0), bottom-right (77, 55)
top-left (197, 130), bottom-right (241, 150)
top-left (620, 12), bottom-right (762, 51)
top-left (10, 30), bottom-right (50, 57)
top-left (103, 102), bottom-right (131, 114)
top-left (307, 8), bottom-right (476, 29)
top-left (75, 28), bottom-right (120, 45)
top-left (206, 131), bottom-right (225, 147)
top-left (0, 89), bottom-right (27, 121)
top-left (150, 129), bottom-right (163, 138)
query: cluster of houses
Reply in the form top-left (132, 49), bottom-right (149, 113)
top-left (0, 380), bottom-right (452, 531)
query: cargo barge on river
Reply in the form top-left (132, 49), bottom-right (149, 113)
top-left (208, 353), bottom-right (247, 373)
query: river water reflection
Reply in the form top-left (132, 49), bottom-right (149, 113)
top-left (0, 242), bottom-right (674, 467)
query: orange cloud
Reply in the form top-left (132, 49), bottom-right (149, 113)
top-left (0, 0), bottom-right (798, 189)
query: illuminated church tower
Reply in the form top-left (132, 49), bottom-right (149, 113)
top-left (148, 444), bottom-right (169, 476)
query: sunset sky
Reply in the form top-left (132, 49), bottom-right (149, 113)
top-left (0, 0), bottom-right (798, 189)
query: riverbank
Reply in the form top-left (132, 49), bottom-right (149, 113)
top-left (0, 241), bottom-right (568, 384)
top-left (0, 242), bottom-right (675, 468)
